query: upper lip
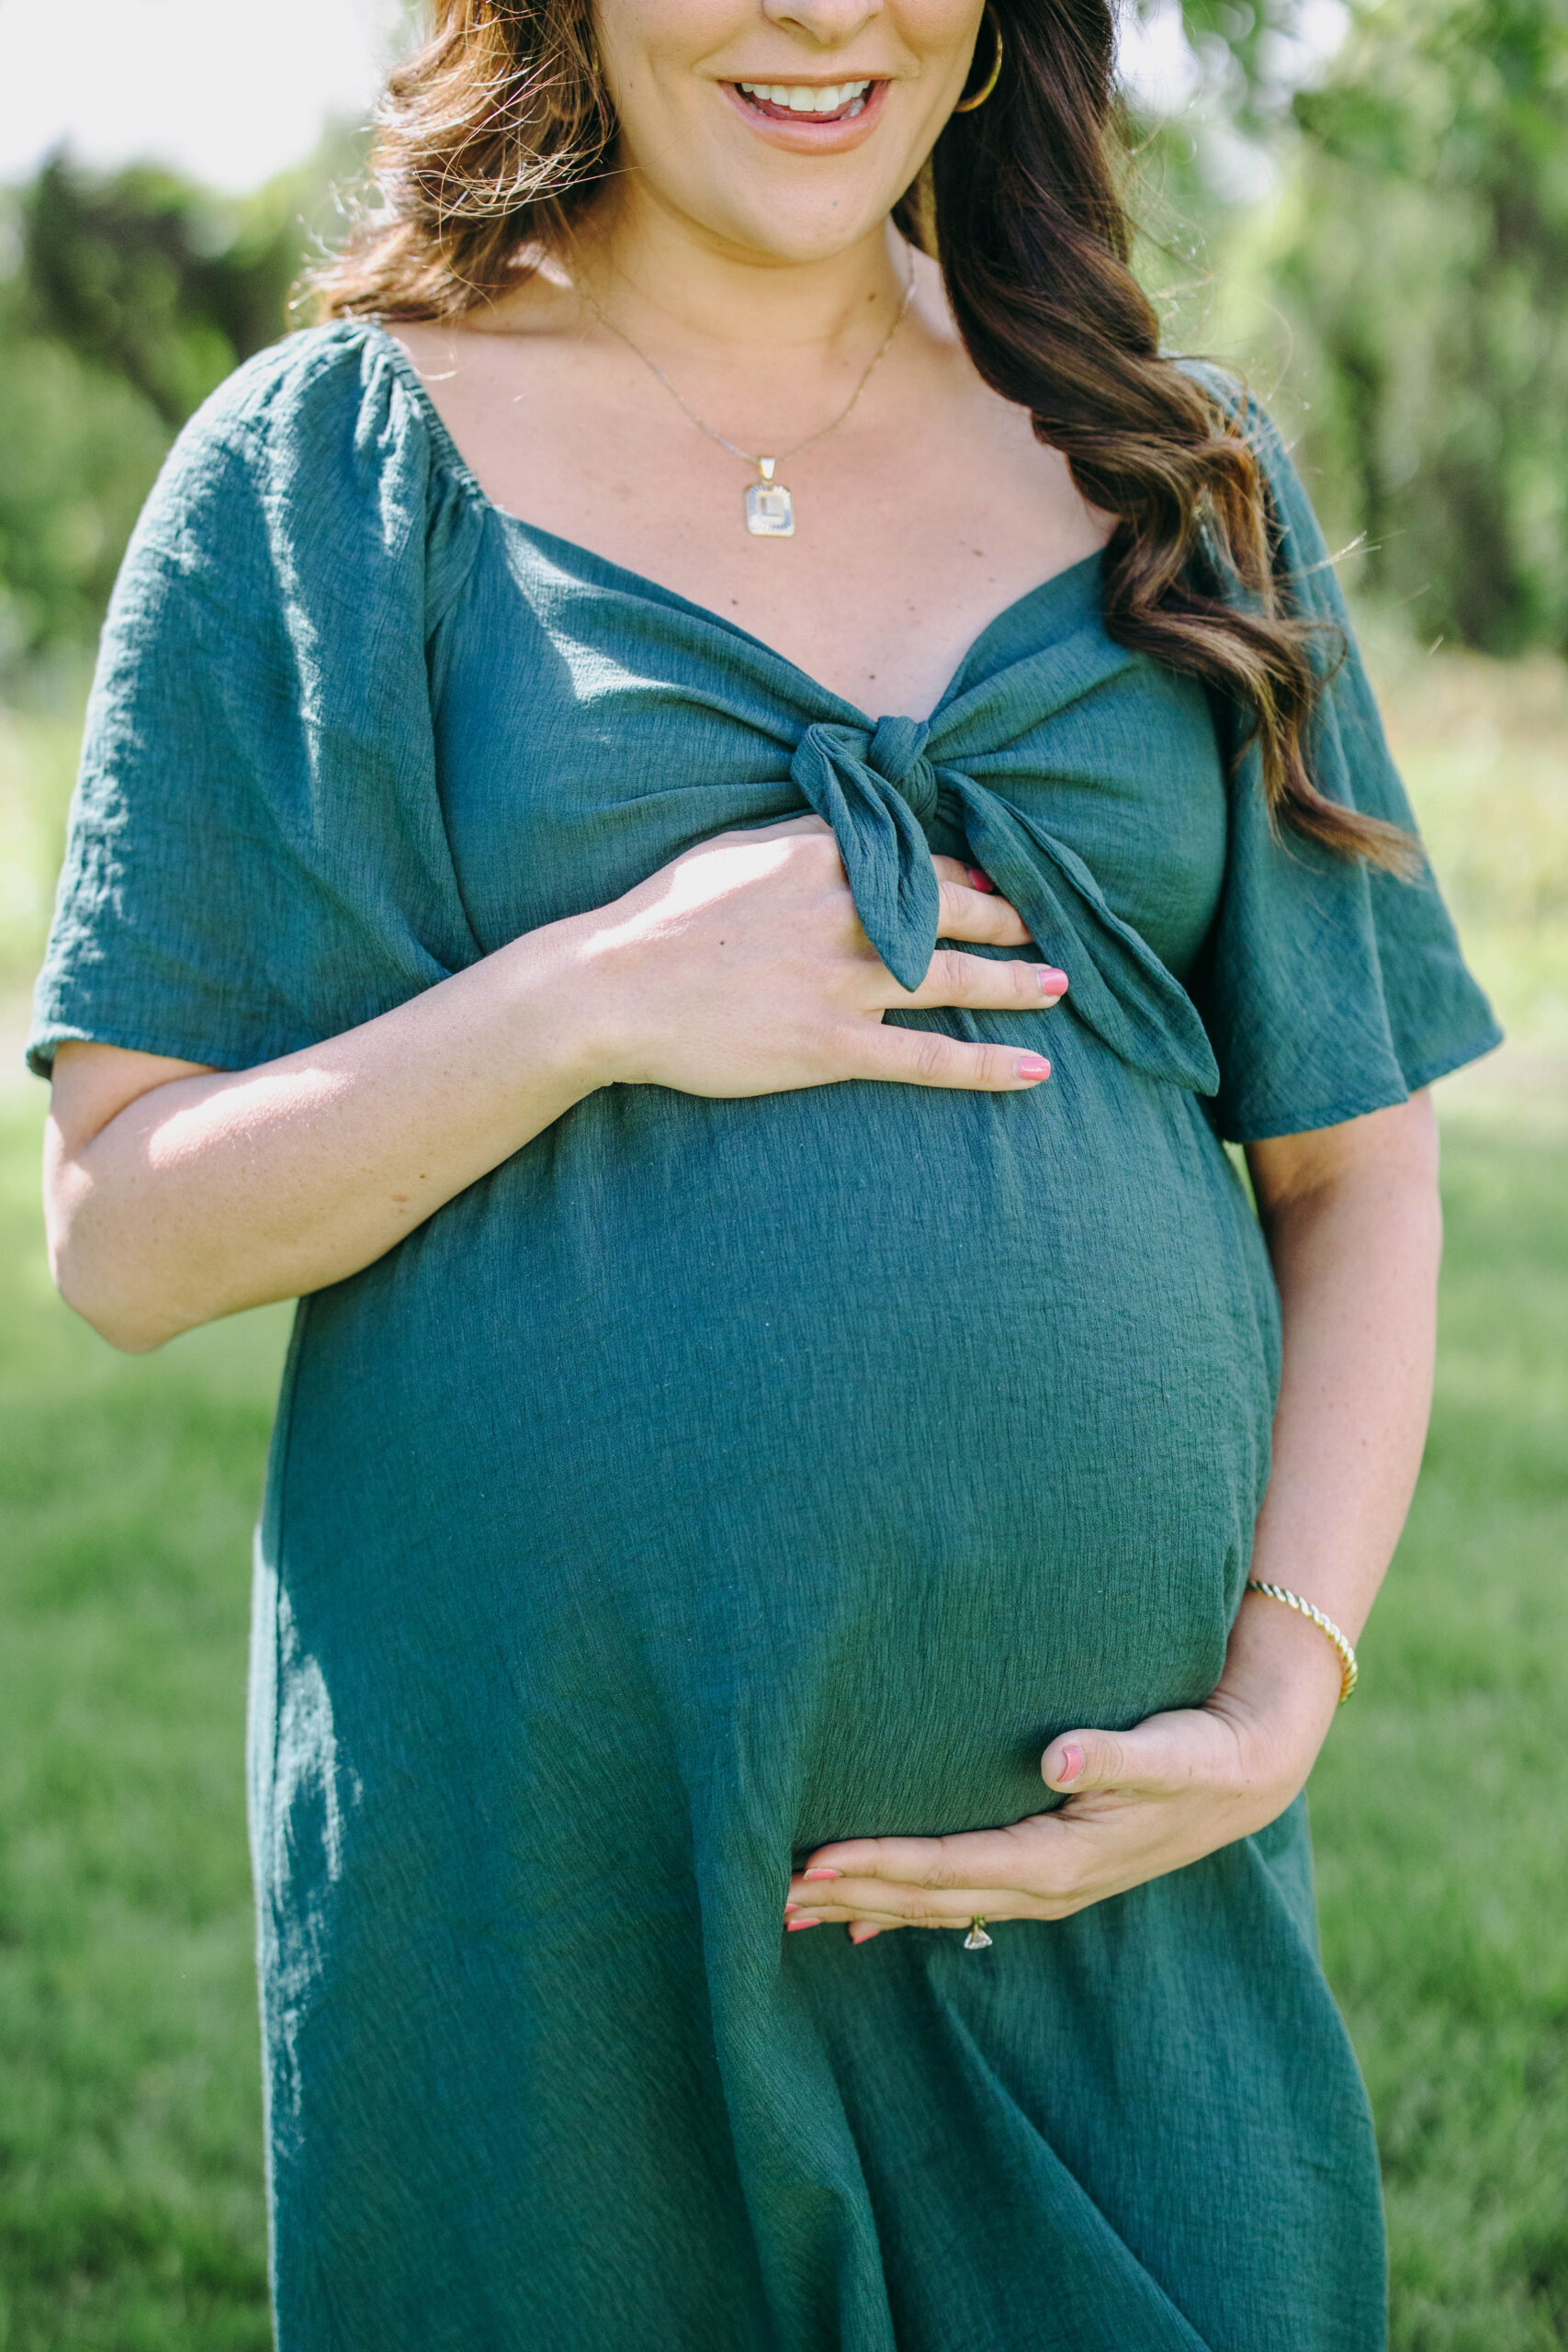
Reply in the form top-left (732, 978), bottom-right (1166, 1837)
top-left (728, 74), bottom-right (882, 86)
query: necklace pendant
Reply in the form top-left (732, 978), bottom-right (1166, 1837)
top-left (745, 457), bottom-right (795, 538)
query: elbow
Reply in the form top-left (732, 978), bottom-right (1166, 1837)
top-left (44, 1088), bottom-right (209, 1352)
top-left (46, 1184), bottom-right (186, 1354)
top-left (51, 1238), bottom-right (177, 1354)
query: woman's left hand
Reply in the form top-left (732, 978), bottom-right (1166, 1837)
top-left (784, 1593), bottom-right (1345, 1941)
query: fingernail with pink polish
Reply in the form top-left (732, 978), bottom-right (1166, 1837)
top-left (1037, 967), bottom-right (1068, 994)
top-left (1055, 1743), bottom-right (1085, 1783)
top-left (850, 1925), bottom-right (881, 1944)
top-left (966, 865), bottom-right (996, 893)
top-left (786, 1918), bottom-right (822, 1932)
top-left (1016, 1055), bottom-right (1052, 1081)
top-left (803, 1867), bottom-right (840, 1883)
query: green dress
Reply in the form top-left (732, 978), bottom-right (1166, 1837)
top-left (30, 323), bottom-right (1500, 2352)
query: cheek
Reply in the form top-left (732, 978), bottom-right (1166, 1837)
top-left (593, 0), bottom-right (746, 126)
top-left (888, 0), bottom-right (986, 81)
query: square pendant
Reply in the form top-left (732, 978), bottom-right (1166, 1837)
top-left (745, 480), bottom-right (795, 537)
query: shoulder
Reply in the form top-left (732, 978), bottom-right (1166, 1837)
top-left (1175, 360), bottom-right (1323, 526)
top-left (154, 320), bottom-right (467, 526)
top-left (128, 321), bottom-right (483, 617)
top-left (1172, 357), bottom-right (1340, 613)
top-left (1175, 357), bottom-right (1292, 473)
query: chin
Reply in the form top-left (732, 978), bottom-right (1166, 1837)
top-left (724, 211), bottom-right (897, 266)
top-left (675, 172), bottom-right (907, 266)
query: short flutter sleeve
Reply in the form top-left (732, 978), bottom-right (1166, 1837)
top-left (27, 323), bottom-right (486, 1079)
top-left (1190, 382), bottom-right (1501, 1143)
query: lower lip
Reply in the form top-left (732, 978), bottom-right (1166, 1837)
top-left (721, 77), bottom-right (890, 151)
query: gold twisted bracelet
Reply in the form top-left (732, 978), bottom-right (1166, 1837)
top-left (1245, 1580), bottom-right (1359, 1704)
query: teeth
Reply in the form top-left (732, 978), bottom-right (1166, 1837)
top-left (737, 78), bottom-right (873, 114)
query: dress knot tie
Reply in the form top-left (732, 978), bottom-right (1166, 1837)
top-left (864, 717), bottom-right (938, 822)
top-left (787, 720), bottom-right (942, 992)
top-left (784, 711), bottom-right (1220, 1094)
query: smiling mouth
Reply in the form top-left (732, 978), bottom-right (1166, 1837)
top-left (732, 78), bottom-right (877, 122)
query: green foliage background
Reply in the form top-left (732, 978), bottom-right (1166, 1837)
top-left (1141, 0), bottom-right (1568, 654)
top-left (0, 143), bottom-right (348, 664)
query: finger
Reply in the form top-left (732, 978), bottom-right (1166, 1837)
top-left (933, 855), bottom-right (998, 894)
top-left (793, 1881), bottom-right (1048, 1927)
top-left (895, 945), bottom-right (1067, 1016)
top-left (850, 1025), bottom-right (1054, 1093)
top-left (781, 1899), bottom-right (901, 1940)
top-left (793, 1822), bottom-right (1060, 1896)
top-left (1042, 1733), bottom-right (1099, 1792)
top-left (1041, 1712), bottom-right (1232, 1796)
top-left (931, 862), bottom-right (1032, 947)
top-left (790, 1823), bottom-right (1094, 1926)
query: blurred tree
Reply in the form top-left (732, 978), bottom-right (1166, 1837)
top-left (1280, 0), bottom-right (1568, 654)
top-left (20, 152), bottom-right (306, 428)
top-left (1153, 0), bottom-right (1568, 655)
top-left (0, 142), bottom-right (352, 669)
top-left (0, 290), bottom-right (169, 662)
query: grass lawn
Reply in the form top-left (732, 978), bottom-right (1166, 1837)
top-left (0, 1078), bottom-right (288, 2351)
top-left (1, 1068), bottom-right (1564, 2348)
top-left (1316, 1101), bottom-right (1568, 2349)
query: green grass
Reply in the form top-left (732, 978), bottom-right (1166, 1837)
top-left (0, 1082), bottom-right (288, 2350)
top-left (1316, 1114), bottom-right (1568, 2349)
top-left (1, 1074), bottom-right (1564, 2346)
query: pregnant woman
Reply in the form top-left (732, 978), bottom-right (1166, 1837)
top-left (33, 0), bottom-right (1500, 2343)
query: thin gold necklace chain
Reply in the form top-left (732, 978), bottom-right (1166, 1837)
top-left (577, 262), bottom-right (917, 473)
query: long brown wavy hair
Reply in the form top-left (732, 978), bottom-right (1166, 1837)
top-left (316, 0), bottom-right (1413, 869)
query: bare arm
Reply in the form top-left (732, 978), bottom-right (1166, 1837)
top-left (46, 824), bottom-right (1064, 1353)
top-left (45, 921), bottom-right (600, 1354)
top-left (788, 1092), bottom-right (1444, 1935)
top-left (1219, 1091), bottom-right (1442, 1724)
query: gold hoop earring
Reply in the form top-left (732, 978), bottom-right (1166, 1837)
top-left (953, 9), bottom-right (1003, 112)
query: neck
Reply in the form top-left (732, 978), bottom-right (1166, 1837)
top-left (569, 181), bottom-right (911, 379)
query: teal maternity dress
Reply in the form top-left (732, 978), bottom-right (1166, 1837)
top-left (30, 323), bottom-right (1500, 2351)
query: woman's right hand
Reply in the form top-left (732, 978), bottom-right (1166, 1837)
top-left (570, 817), bottom-right (1066, 1098)
top-left (46, 820), bottom-right (1064, 1351)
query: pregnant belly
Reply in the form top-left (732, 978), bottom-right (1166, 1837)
top-left (281, 1029), bottom-right (1279, 1846)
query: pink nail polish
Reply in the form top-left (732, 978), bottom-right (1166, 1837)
top-left (966, 865), bottom-right (996, 893)
top-left (1037, 967), bottom-right (1068, 993)
top-left (802, 1867), bottom-right (840, 1882)
top-left (786, 1917), bottom-right (822, 1931)
top-left (1056, 1743), bottom-right (1085, 1783)
top-left (850, 1925), bottom-right (881, 1944)
top-left (1016, 1055), bottom-right (1052, 1080)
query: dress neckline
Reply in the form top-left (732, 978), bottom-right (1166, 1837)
top-left (357, 321), bottom-right (1106, 726)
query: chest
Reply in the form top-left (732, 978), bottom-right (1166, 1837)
top-left (427, 529), bottom-right (1232, 988)
top-left (395, 327), bottom-right (1112, 718)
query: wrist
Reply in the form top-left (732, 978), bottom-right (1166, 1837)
top-left (490, 911), bottom-right (626, 1101)
top-left (1212, 1586), bottom-right (1345, 1755)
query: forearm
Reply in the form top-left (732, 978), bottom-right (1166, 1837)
top-left (48, 914), bottom-right (604, 1351)
top-left (1221, 1095), bottom-right (1443, 1724)
top-left (47, 827), bottom-right (1055, 1353)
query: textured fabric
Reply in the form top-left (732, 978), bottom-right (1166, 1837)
top-left (31, 322), bottom-right (1500, 2352)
